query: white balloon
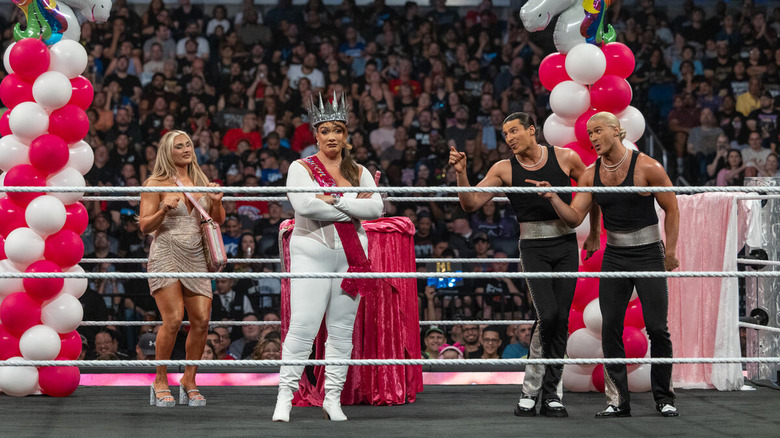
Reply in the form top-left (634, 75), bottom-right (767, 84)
top-left (41, 293), bottom-right (84, 333)
top-left (542, 114), bottom-right (576, 146)
top-left (582, 298), bottom-right (602, 337)
top-left (20, 324), bottom-right (62, 360)
top-left (0, 357), bottom-right (39, 397)
top-left (4, 227), bottom-right (45, 270)
top-left (622, 139), bottom-right (638, 151)
top-left (627, 363), bottom-right (652, 392)
top-left (549, 81), bottom-right (591, 121)
top-left (32, 71), bottom-right (73, 111)
top-left (562, 364), bottom-right (596, 392)
top-left (3, 42), bottom-right (14, 74)
top-left (0, 135), bottom-right (31, 172)
top-left (565, 43), bottom-right (607, 85)
top-left (61, 264), bottom-right (88, 299)
top-left (0, 172), bottom-right (5, 199)
top-left (617, 106), bottom-right (646, 143)
top-left (46, 167), bottom-right (85, 205)
top-left (566, 328), bottom-right (603, 359)
top-left (0, 259), bottom-right (23, 298)
top-left (67, 141), bottom-right (94, 175)
top-left (25, 195), bottom-right (67, 236)
top-left (8, 101), bottom-right (49, 142)
top-left (554, 4), bottom-right (588, 54)
top-left (48, 40), bottom-right (88, 79)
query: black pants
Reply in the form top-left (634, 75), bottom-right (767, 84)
top-left (600, 241), bottom-right (675, 409)
top-left (519, 234), bottom-right (578, 401)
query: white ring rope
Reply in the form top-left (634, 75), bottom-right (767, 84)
top-left (736, 258), bottom-right (780, 267)
top-left (3, 185), bottom-right (780, 194)
top-left (78, 257), bottom-right (524, 264)
top-left (81, 196), bottom-right (510, 203)
top-left (738, 322), bottom-right (780, 334)
top-left (76, 320), bottom-right (537, 327)
top-left (2, 271), bottom-right (777, 279)
top-left (1, 357), bottom-right (778, 367)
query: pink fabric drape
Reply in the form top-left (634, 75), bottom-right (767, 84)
top-left (664, 193), bottom-right (746, 390)
top-left (279, 217), bottom-right (423, 406)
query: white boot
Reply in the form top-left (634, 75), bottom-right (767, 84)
top-left (272, 387), bottom-right (294, 422)
top-left (322, 339), bottom-right (352, 421)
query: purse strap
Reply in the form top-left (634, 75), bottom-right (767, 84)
top-left (175, 179), bottom-right (213, 222)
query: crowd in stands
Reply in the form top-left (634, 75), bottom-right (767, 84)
top-left (2, 0), bottom-right (780, 359)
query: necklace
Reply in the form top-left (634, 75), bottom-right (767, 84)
top-left (602, 148), bottom-right (629, 172)
top-left (518, 144), bottom-right (545, 168)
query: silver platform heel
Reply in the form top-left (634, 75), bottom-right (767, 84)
top-left (150, 384), bottom-right (175, 408)
top-left (178, 385), bottom-right (207, 407)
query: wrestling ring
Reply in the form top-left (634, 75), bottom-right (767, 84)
top-left (1, 184), bottom-right (780, 437)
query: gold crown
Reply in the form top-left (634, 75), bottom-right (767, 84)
top-left (307, 91), bottom-right (349, 126)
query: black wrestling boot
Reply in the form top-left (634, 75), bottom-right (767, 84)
top-left (656, 403), bottom-right (679, 417)
top-left (539, 399), bottom-right (568, 418)
top-left (595, 405), bottom-right (631, 418)
top-left (513, 396), bottom-right (537, 417)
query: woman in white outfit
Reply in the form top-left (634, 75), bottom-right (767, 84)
top-left (273, 92), bottom-right (384, 422)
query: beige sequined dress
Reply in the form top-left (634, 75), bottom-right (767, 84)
top-left (147, 196), bottom-right (213, 298)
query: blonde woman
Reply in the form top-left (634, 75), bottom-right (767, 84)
top-left (139, 130), bottom-right (225, 407)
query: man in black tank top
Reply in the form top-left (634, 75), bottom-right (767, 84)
top-left (450, 112), bottom-right (600, 418)
top-left (529, 112), bottom-right (681, 418)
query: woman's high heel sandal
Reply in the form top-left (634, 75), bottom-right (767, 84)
top-left (178, 385), bottom-right (207, 407)
top-left (150, 385), bottom-right (175, 408)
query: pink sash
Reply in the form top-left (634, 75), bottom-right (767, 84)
top-left (302, 155), bottom-right (375, 297)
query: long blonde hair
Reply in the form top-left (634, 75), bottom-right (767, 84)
top-left (147, 130), bottom-right (210, 186)
top-left (589, 112), bottom-right (627, 141)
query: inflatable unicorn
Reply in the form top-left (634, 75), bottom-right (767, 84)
top-left (519, 0), bottom-right (615, 53)
top-left (57, 0), bottom-right (112, 41)
top-left (12, 0), bottom-right (111, 44)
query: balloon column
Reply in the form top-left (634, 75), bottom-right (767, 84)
top-left (523, 1), bottom-right (651, 393)
top-left (0, 37), bottom-right (92, 397)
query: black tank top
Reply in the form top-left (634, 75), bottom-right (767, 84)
top-left (508, 146), bottom-right (572, 223)
top-left (593, 150), bottom-right (659, 231)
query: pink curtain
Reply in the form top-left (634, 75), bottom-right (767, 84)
top-left (664, 193), bottom-right (746, 390)
top-left (280, 217), bottom-right (423, 406)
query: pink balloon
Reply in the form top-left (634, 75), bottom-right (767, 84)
top-left (45, 229), bottom-right (85, 268)
top-left (592, 364), bottom-right (605, 393)
top-left (29, 134), bottom-right (69, 175)
top-left (0, 236), bottom-right (5, 260)
top-left (602, 42), bottom-right (636, 79)
top-left (624, 299), bottom-right (645, 329)
top-left (572, 277), bottom-right (600, 311)
top-left (0, 111), bottom-right (10, 136)
top-left (8, 39), bottom-right (50, 83)
top-left (63, 202), bottom-right (89, 235)
top-left (581, 246), bottom-right (604, 271)
top-left (23, 260), bottom-right (64, 302)
top-left (574, 109), bottom-right (597, 146)
top-left (0, 324), bottom-right (22, 360)
top-left (539, 53), bottom-right (572, 92)
top-left (3, 164), bottom-right (46, 206)
top-left (565, 140), bottom-right (597, 167)
top-left (590, 75), bottom-right (632, 114)
top-left (0, 197), bottom-right (28, 238)
top-left (48, 104), bottom-right (89, 144)
top-left (623, 326), bottom-right (649, 359)
top-left (0, 74), bottom-right (34, 108)
top-left (69, 76), bottom-right (94, 110)
top-left (38, 365), bottom-right (80, 397)
top-left (58, 330), bottom-right (82, 360)
top-left (568, 306), bottom-right (585, 334)
top-left (0, 292), bottom-right (42, 337)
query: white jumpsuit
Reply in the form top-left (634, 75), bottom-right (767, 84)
top-left (279, 160), bottom-right (384, 400)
